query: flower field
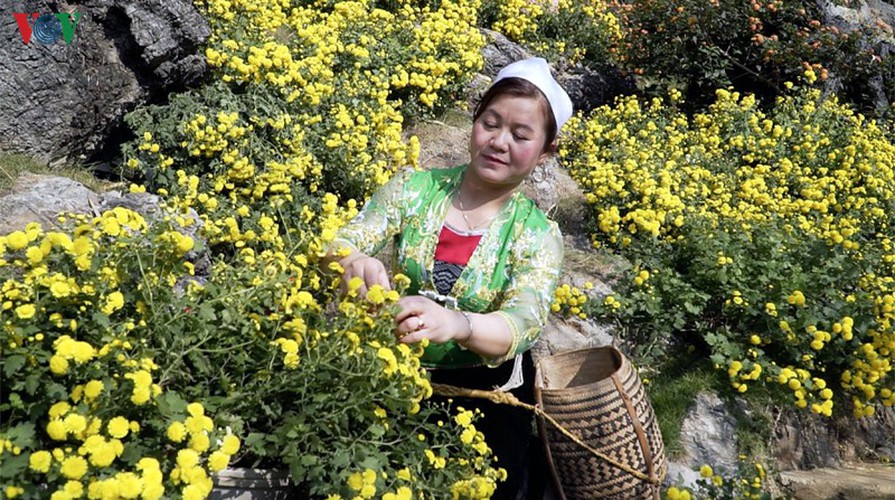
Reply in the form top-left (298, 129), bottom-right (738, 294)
top-left (1, 0), bottom-right (892, 498)
top-left (1, 0), bottom-right (504, 497)
top-left (561, 85), bottom-right (894, 419)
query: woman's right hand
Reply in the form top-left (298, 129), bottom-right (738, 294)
top-left (339, 253), bottom-right (391, 297)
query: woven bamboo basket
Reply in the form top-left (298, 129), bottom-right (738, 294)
top-left (534, 346), bottom-right (666, 499)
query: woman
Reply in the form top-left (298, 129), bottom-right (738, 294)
top-left (329, 57), bottom-right (572, 498)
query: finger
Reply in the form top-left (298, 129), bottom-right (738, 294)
top-left (362, 265), bottom-right (379, 290)
top-left (395, 317), bottom-right (418, 336)
top-left (395, 302), bottom-right (423, 323)
top-left (398, 329), bottom-right (423, 344)
top-left (378, 269), bottom-right (391, 290)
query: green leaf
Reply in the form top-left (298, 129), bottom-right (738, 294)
top-left (331, 451), bottom-right (350, 469)
top-left (359, 456), bottom-right (381, 471)
top-left (3, 355), bottom-right (26, 377)
top-left (157, 391), bottom-right (188, 415)
top-left (244, 432), bottom-right (267, 448)
top-left (92, 311), bottom-right (111, 328)
top-left (0, 453), bottom-right (28, 479)
top-left (46, 382), bottom-right (68, 401)
top-left (119, 442), bottom-right (144, 465)
top-left (7, 393), bottom-right (23, 410)
top-left (683, 301), bottom-right (702, 314)
top-left (198, 303), bottom-right (217, 322)
top-left (189, 352), bottom-right (211, 373)
top-left (3, 422), bottom-right (36, 448)
top-left (24, 374), bottom-right (40, 395)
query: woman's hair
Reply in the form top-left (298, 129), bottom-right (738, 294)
top-left (473, 77), bottom-right (558, 153)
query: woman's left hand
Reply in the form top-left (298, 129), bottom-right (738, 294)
top-left (394, 295), bottom-right (467, 344)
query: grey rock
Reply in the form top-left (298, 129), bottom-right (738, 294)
top-left (664, 462), bottom-right (702, 490)
top-left (211, 467), bottom-right (294, 499)
top-left (775, 405), bottom-right (895, 470)
top-left (97, 190), bottom-right (211, 279)
top-left (521, 159), bottom-right (589, 238)
top-left (521, 157), bottom-right (563, 214)
top-left (0, 0), bottom-right (210, 165)
top-left (97, 190), bottom-right (202, 238)
top-left (0, 175), bottom-right (211, 280)
top-left (819, 0), bottom-right (895, 43)
top-left (98, 190), bottom-right (163, 217)
top-left (479, 29), bottom-right (531, 79)
top-left (778, 463), bottom-right (895, 500)
top-left (848, 405), bottom-right (895, 463)
top-left (675, 392), bottom-right (739, 476)
top-left (555, 63), bottom-right (635, 115)
top-left (532, 316), bottom-right (614, 363)
top-left (817, 0), bottom-right (894, 114)
top-left (775, 410), bottom-right (845, 470)
top-left (0, 173), bottom-right (100, 235)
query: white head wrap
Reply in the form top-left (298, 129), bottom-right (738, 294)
top-left (492, 57), bottom-right (574, 132)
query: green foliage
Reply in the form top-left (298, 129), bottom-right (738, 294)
top-left (0, 208), bottom-right (502, 497)
top-left (611, 0), bottom-right (893, 117)
top-left (138, 259), bottom-right (500, 496)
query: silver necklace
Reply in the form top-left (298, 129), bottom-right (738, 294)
top-left (456, 190), bottom-right (498, 231)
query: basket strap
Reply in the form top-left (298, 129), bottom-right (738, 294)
top-left (432, 383), bottom-right (666, 485)
top-left (611, 373), bottom-right (660, 498)
top-left (534, 367), bottom-right (568, 500)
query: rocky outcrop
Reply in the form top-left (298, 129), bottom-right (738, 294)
top-left (818, 0), bottom-right (895, 44)
top-left (479, 29), bottom-right (531, 79)
top-left (665, 393), bottom-right (895, 497)
top-left (779, 463), bottom-right (895, 500)
top-left (0, 174), bottom-right (101, 235)
top-left (775, 406), bottom-right (895, 470)
top-left (666, 392), bottom-right (739, 488)
top-left (0, 0), bottom-right (210, 166)
top-left (817, 0), bottom-right (894, 114)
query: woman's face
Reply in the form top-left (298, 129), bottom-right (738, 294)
top-left (467, 94), bottom-right (551, 189)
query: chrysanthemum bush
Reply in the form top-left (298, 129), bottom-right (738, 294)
top-left (131, 255), bottom-right (505, 498)
top-left (667, 461), bottom-right (771, 500)
top-left (121, 0), bottom-right (486, 245)
top-left (0, 211), bottom-right (240, 499)
top-left (560, 82), bottom-right (894, 419)
top-left (478, 0), bottom-right (621, 70)
top-left (551, 282), bottom-right (591, 320)
top-left (0, 206), bottom-right (504, 498)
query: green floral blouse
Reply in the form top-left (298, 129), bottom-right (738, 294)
top-left (331, 165), bottom-right (564, 368)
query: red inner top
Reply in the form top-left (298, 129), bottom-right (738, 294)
top-left (434, 224), bottom-right (482, 266)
